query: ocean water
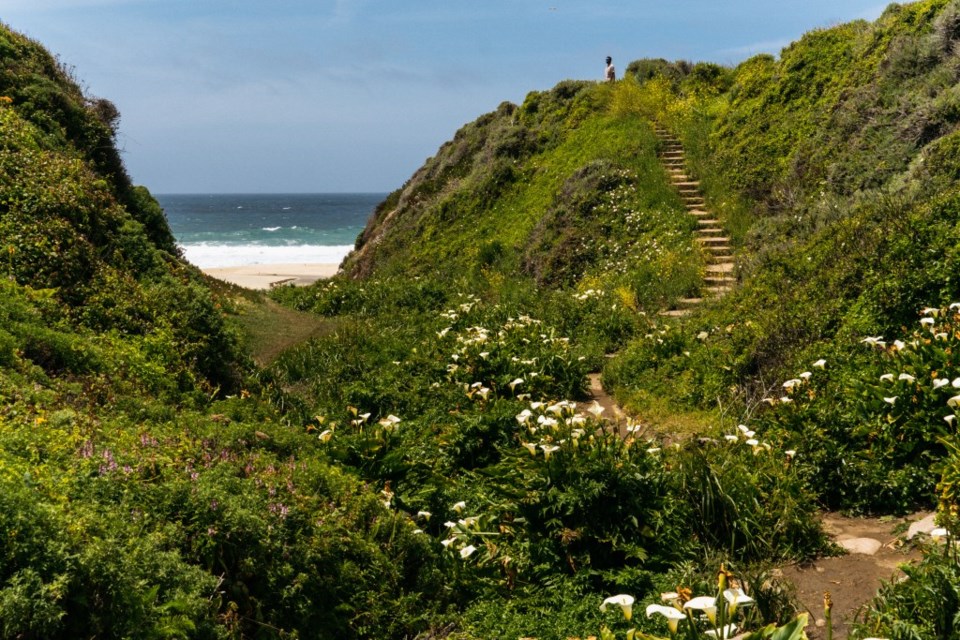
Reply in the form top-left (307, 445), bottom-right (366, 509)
top-left (156, 193), bottom-right (385, 268)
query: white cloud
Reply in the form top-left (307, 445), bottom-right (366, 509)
top-left (716, 38), bottom-right (793, 59)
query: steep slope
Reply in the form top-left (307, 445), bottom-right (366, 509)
top-left (604, 0), bottom-right (960, 523)
top-left (266, 0), bottom-right (960, 635)
top-left (618, 0), bottom-right (960, 391)
top-left (0, 24), bottom-right (174, 252)
top-left (9, 0), bottom-right (960, 636)
top-left (0, 24), bottom-right (453, 639)
top-left (343, 80), bottom-right (708, 312)
top-left (0, 24), bottom-right (241, 387)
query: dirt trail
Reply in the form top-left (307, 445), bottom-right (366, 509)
top-left (782, 512), bottom-right (928, 639)
top-left (577, 372), bottom-right (631, 433)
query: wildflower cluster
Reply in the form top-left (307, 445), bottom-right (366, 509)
top-left (516, 399), bottom-right (601, 462)
top-left (595, 568), bottom-right (809, 640)
top-left (590, 181), bottom-right (699, 283)
top-left (435, 499), bottom-right (501, 562)
top-left (761, 358), bottom-right (826, 407)
top-left (844, 305), bottom-right (960, 505)
top-left (720, 423), bottom-right (796, 459)
top-left (857, 305), bottom-right (960, 427)
top-left (438, 304), bottom-right (587, 401)
top-left (573, 288), bottom-right (604, 302)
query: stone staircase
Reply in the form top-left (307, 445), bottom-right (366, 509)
top-left (654, 127), bottom-right (735, 318)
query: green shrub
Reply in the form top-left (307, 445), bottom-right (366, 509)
top-left (855, 545), bottom-right (960, 640)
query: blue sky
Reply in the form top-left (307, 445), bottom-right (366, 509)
top-left (4, 1), bottom-right (888, 194)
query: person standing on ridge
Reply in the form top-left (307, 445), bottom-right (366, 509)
top-left (605, 56), bottom-right (616, 82)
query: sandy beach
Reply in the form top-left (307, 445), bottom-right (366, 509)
top-left (203, 263), bottom-right (339, 289)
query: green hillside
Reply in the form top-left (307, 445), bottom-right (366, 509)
top-left (0, 24), bottom-right (449, 639)
top-left (5, 1), bottom-right (960, 638)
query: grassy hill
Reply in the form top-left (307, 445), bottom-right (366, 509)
top-left (343, 82), bottom-right (703, 310)
top-left (5, 2), bottom-right (960, 638)
top-left (0, 24), bottom-right (450, 639)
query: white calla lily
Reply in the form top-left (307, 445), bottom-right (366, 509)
top-left (646, 604), bottom-right (685, 633)
top-left (600, 594), bottom-right (635, 620)
top-left (379, 414), bottom-right (401, 429)
top-left (813, 358), bottom-right (827, 368)
top-left (537, 415), bottom-right (558, 428)
top-left (683, 596), bottom-right (718, 624)
top-left (723, 588), bottom-right (755, 615)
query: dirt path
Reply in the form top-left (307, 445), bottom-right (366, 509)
top-left (781, 512), bottom-right (929, 639)
top-left (577, 372), bottom-right (632, 433)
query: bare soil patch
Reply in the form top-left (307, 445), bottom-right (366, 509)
top-left (781, 512), bottom-right (928, 640)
